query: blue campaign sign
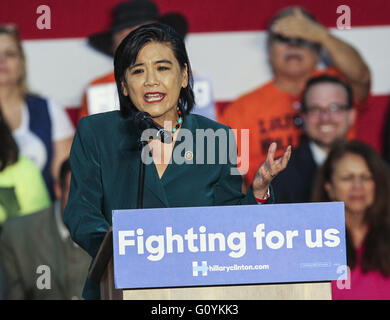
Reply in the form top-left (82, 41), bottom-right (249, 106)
top-left (112, 202), bottom-right (347, 289)
top-left (191, 75), bottom-right (216, 121)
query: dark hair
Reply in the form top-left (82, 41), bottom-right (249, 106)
top-left (114, 22), bottom-right (195, 117)
top-left (313, 140), bottom-right (390, 276)
top-left (0, 107), bottom-right (19, 171)
top-left (59, 158), bottom-right (71, 190)
top-left (301, 74), bottom-right (353, 113)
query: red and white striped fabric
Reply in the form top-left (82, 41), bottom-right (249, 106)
top-left (1, 0), bottom-right (389, 152)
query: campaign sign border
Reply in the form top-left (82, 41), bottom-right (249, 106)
top-left (112, 202), bottom-right (346, 289)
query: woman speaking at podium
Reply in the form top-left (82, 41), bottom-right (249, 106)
top-left (64, 23), bottom-right (291, 299)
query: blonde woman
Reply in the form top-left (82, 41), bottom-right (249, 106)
top-left (0, 25), bottom-right (74, 200)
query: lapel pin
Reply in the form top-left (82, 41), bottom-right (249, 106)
top-left (184, 150), bottom-right (193, 161)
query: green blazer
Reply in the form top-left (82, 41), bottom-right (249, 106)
top-left (64, 111), bottom-right (274, 299)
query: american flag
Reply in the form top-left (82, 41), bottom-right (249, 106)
top-left (1, 0), bottom-right (389, 153)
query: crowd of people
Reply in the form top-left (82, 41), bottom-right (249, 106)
top-left (0, 0), bottom-right (389, 300)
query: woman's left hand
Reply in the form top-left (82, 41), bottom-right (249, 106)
top-left (252, 142), bottom-right (291, 199)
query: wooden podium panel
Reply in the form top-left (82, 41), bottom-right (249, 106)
top-left (90, 229), bottom-right (332, 300)
top-left (122, 282), bottom-right (331, 300)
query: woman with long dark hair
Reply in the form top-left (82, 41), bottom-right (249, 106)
top-left (313, 140), bottom-right (390, 299)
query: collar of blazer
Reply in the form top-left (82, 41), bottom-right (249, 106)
top-left (117, 111), bottom-right (196, 207)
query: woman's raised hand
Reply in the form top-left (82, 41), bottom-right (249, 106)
top-left (252, 142), bottom-right (291, 199)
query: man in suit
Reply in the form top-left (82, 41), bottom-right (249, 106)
top-left (271, 74), bottom-right (356, 203)
top-left (0, 159), bottom-right (91, 299)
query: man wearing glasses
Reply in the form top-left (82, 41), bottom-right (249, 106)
top-left (220, 7), bottom-right (370, 189)
top-left (271, 74), bottom-right (356, 203)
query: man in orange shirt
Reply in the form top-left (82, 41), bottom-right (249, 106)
top-left (78, 0), bottom-right (159, 120)
top-left (219, 7), bottom-right (371, 188)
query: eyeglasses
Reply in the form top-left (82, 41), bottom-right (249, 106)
top-left (270, 34), bottom-right (321, 51)
top-left (305, 104), bottom-right (350, 119)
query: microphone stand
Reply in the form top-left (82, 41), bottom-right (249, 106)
top-left (137, 140), bottom-right (148, 209)
top-left (134, 111), bottom-right (173, 209)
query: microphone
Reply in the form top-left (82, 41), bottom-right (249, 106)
top-left (134, 111), bottom-right (173, 144)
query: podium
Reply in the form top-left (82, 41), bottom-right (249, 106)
top-left (89, 228), bottom-right (332, 300)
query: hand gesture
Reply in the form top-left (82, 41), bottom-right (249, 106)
top-left (271, 8), bottom-right (328, 44)
top-left (252, 142), bottom-right (291, 199)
